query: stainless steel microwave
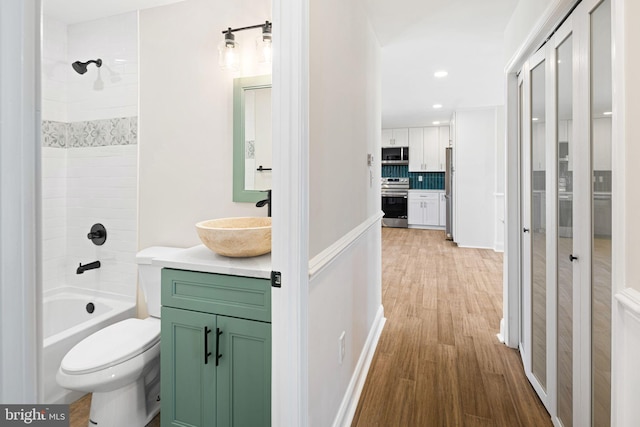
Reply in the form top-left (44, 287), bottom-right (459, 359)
top-left (381, 146), bottom-right (409, 165)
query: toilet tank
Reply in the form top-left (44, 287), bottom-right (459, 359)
top-left (136, 247), bottom-right (182, 318)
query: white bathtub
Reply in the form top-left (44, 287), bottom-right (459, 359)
top-left (43, 287), bottom-right (136, 404)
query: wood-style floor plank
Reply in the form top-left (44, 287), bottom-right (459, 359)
top-left (352, 228), bottom-right (552, 427)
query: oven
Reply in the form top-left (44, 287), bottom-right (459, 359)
top-left (381, 177), bottom-right (409, 228)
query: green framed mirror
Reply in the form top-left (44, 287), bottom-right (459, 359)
top-left (233, 75), bottom-right (272, 203)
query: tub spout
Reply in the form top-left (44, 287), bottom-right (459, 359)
top-left (77, 261), bottom-right (100, 274)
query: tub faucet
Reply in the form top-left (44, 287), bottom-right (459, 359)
top-left (77, 261), bottom-right (101, 274)
top-left (256, 189), bottom-right (272, 217)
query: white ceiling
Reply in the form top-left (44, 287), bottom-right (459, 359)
top-left (364, 0), bottom-right (519, 128)
top-left (43, 0), bottom-right (185, 24)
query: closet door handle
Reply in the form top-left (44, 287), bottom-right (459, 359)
top-left (523, 228), bottom-right (530, 233)
top-left (569, 254), bottom-right (578, 262)
top-left (204, 327), bottom-right (212, 365)
top-left (215, 328), bottom-right (223, 366)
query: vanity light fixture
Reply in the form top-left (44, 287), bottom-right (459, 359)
top-left (603, 111), bottom-right (612, 115)
top-left (433, 121), bottom-right (441, 125)
top-left (433, 104), bottom-right (443, 109)
top-left (219, 21), bottom-right (272, 71)
top-left (532, 117), bottom-right (539, 121)
top-left (434, 70), bottom-right (448, 78)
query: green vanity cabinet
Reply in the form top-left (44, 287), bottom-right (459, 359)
top-left (160, 268), bottom-right (271, 427)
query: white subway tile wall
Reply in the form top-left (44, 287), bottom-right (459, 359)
top-left (41, 12), bottom-right (139, 300)
top-left (42, 148), bottom-right (68, 290)
top-left (65, 146), bottom-right (138, 298)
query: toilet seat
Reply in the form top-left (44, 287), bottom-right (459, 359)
top-left (61, 318), bottom-right (160, 375)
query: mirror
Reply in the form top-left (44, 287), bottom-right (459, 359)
top-left (233, 75), bottom-right (272, 202)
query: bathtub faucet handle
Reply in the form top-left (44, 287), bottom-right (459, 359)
top-left (87, 223), bottom-right (107, 246)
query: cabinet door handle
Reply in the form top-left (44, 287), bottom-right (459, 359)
top-left (523, 228), bottom-right (530, 233)
top-left (215, 328), bottom-right (223, 366)
top-left (204, 327), bottom-right (212, 365)
top-left (569, 254), bottom-right (578, 262)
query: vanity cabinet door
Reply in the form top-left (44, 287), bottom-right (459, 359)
top-left (216, 315), bottom-right (271, 427)
top-left (161, 307), bottom-right (217, 427)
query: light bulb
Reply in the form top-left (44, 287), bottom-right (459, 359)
top-left (256, 29), bottom-right (272, 65)
top-left (218, 31), bottom-right (240, 72)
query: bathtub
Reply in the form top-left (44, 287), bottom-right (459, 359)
top-left (43, 287), bottom-right (136, 404)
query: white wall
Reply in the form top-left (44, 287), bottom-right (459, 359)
top-left (454, 107), bottom-right (498, 249)
top-left (495, 105), bottom-right (505, 251)
top-left (138, 0), bottom-right (271, 249)
top-left (503, 0), bottom-right (557, 64)
top-left (307, 0), bottom-right (383, 424)
top-left (308, 0), bottom-right (381, 258)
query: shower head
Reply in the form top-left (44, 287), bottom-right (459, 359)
top-left (71, 59), bottom-right (102, 75)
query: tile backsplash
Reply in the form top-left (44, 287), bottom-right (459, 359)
top-left (382, 165), bottom-right (445, 190)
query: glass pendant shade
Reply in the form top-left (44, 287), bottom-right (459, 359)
top-left (218, 33), bottom-right (240, 71)
top-left (256, 32), bottom-right (272, 65)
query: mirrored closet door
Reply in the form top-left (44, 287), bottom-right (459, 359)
top-left (518, 0), bottom-right (612, 425)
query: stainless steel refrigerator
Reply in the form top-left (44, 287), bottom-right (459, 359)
top-left (445, 147), bottom-right (454, 241)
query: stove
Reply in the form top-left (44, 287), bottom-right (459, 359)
top-left (381, 177), bottom-right (409, 228)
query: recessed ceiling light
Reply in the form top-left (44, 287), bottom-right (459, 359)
top-left (434, 70), bottom-right (448, 78)
top-left (433, 104), bottom-right (443, 109)
top-left (433, 121), bottom-right (440, 125)
top-left (532, 117), bottom-right (539, 121)
top-left (603, 111), bottom-right (612, 115)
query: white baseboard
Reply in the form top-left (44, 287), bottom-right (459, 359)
top-left (331, 305), bottom-right (386, 427)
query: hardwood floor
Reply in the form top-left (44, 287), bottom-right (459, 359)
top-left (68, 394), bottom-right (160, 427)
top-left (351, 227), bottom-right (552, 427)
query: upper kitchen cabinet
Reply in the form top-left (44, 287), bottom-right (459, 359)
top-left (381, 128), bottom-right (409, 147)
top-left (409, 126), bottom-right (449, 172)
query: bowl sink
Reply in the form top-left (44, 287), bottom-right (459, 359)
top-left (195, 217), bottom-right (271, 257)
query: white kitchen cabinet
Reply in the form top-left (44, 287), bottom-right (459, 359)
top-left (408, 191), bottom-right (442, 227)
top-left (409, 126), bottom-right (448, 172)
top-left (381, 128), bottom-right (409, 147)
top-left (438, 126), bottom-right (450, 170)
top-left (408, 128), bottom-right (424, 171)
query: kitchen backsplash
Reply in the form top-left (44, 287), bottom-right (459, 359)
top-left (382, 165), bottom-right (444, 190)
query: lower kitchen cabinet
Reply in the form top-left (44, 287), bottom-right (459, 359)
top-left (161, 269), bottom-right (271, 427)
top-left (408, 191), bottom-right (441, 227)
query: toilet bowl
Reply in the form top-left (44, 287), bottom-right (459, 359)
top-left (56, 246), bottom-right (181, 427)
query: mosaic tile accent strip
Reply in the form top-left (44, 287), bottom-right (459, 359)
top-left (42, 120), bottom-right (67, 148)
top-left (42, 117), bottom-right (138, 148)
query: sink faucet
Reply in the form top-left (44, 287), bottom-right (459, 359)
top-left (256, 189), bottom-right (272, 217)
top-left (77, 260), bottom-right (101, 274)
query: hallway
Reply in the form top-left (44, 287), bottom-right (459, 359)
top-left (352, 228), bottom-right (552, 426)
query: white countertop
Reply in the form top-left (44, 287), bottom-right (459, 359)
top-left (152, 245), bottom-right (271, 279)
top-left (408, 189), bottom-right (444, 193)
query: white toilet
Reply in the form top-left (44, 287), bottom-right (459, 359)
top-left (57, 246), bottom-right (181, 427)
